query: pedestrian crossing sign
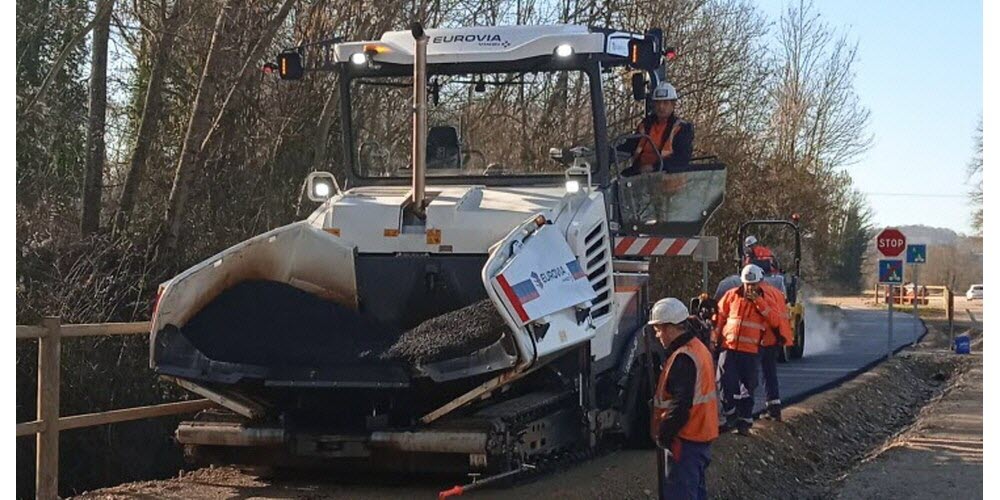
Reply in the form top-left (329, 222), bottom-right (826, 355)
top-left (878, 259), bottom-right (904, 284)
top-left (906, 244), bottom-right (927, 264)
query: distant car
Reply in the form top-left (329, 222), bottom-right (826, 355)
top-left (966, 284), bottom-right (983, 300)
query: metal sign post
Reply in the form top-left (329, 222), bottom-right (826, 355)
top-left (691, 236), bottom-right (719, 292)
top-left (877, 228), bottom-right (907, 358)
top-left (911, 265), bottom-right (918, 344)
top-left (906, 244), bottom-right (927, 346)
top-left (887, 285), bottom-right (894, 357)
top-left (878, 258), bottom-right (904, 358)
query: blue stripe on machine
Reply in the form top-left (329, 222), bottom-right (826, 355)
top-left (512, 279), bottom-right (540, 303)
top-left (566, 259), bottom-right (586, 279)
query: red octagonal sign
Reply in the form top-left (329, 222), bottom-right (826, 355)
top-left (877, 228), bottom-right (907, 257)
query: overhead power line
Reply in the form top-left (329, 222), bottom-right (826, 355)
top-left (863, 192), bottom-right (968, 199)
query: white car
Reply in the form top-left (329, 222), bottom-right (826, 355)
top-left (966, 284), bottom-right (983, 300)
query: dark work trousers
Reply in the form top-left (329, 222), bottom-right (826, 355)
top-left (760, 345), bottom-right (782, 408)
top-left (660, 439), bottom-right (712, 500)
top-left (717, 349), bottom-right (758, 428)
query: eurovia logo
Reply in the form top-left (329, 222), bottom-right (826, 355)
top-left (531, 271), bottom-right (543, 290)
top-left (431, 33), bottom-right (511, 48)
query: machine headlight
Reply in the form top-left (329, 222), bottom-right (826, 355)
top-left (313, 181), bottom-right (331, 198)
top-left (305, 171), bottom-right (338, 202)
top-left (565, 180), bottom-right (581, 193)
top-left (350, 52), bottom-right (368, 65)
top-left (554, 44), bottom-right (574, 57)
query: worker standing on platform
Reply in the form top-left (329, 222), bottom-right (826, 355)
top-left (622, 82), bottom-right (694, 176)
top-left (648, 298), bottom-right (719, 499)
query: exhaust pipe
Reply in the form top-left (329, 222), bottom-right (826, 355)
top-left (410, 22), bottom-right (428, 215)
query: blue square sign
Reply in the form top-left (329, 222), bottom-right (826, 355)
top-left (906, 244), bottom-right (927, 264)
top-left (879, 259), bottom-right (904, 284)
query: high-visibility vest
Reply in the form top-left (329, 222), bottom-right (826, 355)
top-left (716, 288), bottom-right (770, 354)
top-left (759, 284), bottom-right (794, 347)
top-left (635, 117), bottom-right (683, 167)
top-left (744, 245), bottom-right (779, 273)
top-left (650, 337), bottom-right (720, 444)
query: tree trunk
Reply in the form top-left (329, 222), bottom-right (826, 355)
top-left (114, 0), bottom-right (186, 235)
top-left (80, 0), bottom-right (115, 235)
top-left (20, 0), bottom-right (115, 120)
top-left (160, 0), bottom-right (236, 252)
top-left (161, 0), bottom-right (296, 253)
top-left (311, 88), bottom-right (339, 173)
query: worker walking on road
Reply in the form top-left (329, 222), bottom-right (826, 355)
top-left (757, 283), bottom-right (794, 421)
top-left (648, 298), bottom-right (719, 500)
top-left (622, 82), bottom-right (694, 176)
top-left (715, 264), bottom-right (787, 435)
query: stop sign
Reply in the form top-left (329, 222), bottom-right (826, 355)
top-left (877, 228), bottom-right (907, 257)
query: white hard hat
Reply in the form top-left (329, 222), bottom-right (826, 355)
top-left (648, 298), bottom-right (689, 325)
top-left (745, 235), bottom-right (758, 247)
top-left (741, 264), bottom-right (764, 284)
top-left (651, 82), bottom-right (678, 101)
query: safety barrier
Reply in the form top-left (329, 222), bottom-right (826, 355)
top-left (15, 318), bottom-right (215, 500)
top-left (873, 284), bottom-right (951, 307)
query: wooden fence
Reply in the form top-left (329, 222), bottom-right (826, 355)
top-left (16, 318), bottom-right (216, 500)
top-left (873, 284), bottom-right (952, 307)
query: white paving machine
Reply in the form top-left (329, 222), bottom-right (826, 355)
top-left (150, 23), bottom-right (727, 477)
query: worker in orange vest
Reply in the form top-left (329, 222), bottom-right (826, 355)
top-left (743, 235), bottom-right (780, 275)
top-left (757, 284), bottom-right (794, 421)
top-left (715, 264), bottom-right (788, 435)
top-left (648, 298), bottom-right (719, 499)
top-left (621, 82), bottom-right (694, 176)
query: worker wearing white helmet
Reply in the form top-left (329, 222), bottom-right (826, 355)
top-left (624, 81), bottom-right (695, 175)
top-left (743, 235), bottom-right (779, 275)
top-left (714, 264), bottom-right (787, 435)
top-left (647, 298), bottom-right (718, 499)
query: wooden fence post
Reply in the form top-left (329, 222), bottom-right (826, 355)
top-left (946, 287), bottom-right (954, 337)
top-left (36, 317), bottom-right (61, 500)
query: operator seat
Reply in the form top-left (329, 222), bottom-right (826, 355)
top-left (427, 126), bottom-right (461, 169)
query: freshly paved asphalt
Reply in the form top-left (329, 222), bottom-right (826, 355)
top-left (752, 306), bottom-right (925, 413)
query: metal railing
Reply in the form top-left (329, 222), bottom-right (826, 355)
top-left (16, 318), bottom-right (215, 500)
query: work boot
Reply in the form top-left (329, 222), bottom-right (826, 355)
top-left (734, 419), bottom-right (753, 436)
top-left (719, 414), bottom-right (738, 433)
top-left (767, 406), bottom-right (782, 422)
top-left (762, 400), bottom-right (782, 422)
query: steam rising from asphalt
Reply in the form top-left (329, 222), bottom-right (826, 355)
top-left (804, 302), bottom-right (844, 356)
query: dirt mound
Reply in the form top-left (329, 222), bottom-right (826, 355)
top-left (704, 352), bottom-right (966, 499)
top-left (382, 299), bottom-right (508, 364)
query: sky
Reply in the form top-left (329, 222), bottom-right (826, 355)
top-left (756, 0), bottom-right (983, 235)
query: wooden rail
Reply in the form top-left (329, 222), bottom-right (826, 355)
top-left (15, 317), bottom-right (215, 500)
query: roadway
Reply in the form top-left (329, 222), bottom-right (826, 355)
top-left (756, 305), bottom-right (925, 413)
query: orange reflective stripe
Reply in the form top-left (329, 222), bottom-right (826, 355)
top-left (725, 317), bottom-right (766, 331)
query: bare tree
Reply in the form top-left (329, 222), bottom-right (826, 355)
top-left (113, 0), bottom-right (188, 235)
top-left (968, 118), bottom-right (982, 235)
top-left (159, 0), bottom-right (236, 253)
top-left (161, 0), bottom-right (296, 253)
top-left (19, 0), bottom-right (115, 119)
top-left (81, 0), bottom-right (116, 235)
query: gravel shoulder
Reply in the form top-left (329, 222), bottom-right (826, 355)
top-left (832, 353), bottom-right (982, 499)
top-left (830, 311), bottom-right (983, 500)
